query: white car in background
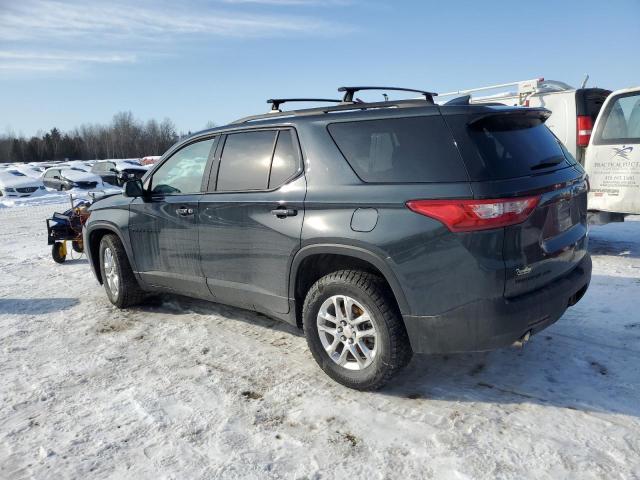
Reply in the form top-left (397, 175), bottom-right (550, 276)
top-left (13, 164), bottom-right (45, 178)
top-left (585, 86), bottom-right (640, 221)
top-left (41, 167), bottom-right (104, 191)
top-left (0, 169), bottom-right (46, 198)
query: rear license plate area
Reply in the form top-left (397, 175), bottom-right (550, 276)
top-left (543, 198), bottom-right (578, 239)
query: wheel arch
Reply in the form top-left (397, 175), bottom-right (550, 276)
top-left (86, 222), bottom-right (136, 284)
top-left (289, 244), bottom-right (410, 328)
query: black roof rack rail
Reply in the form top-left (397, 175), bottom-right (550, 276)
top-left (230, 98), bottom-right (434, 124)
top-left (267, 98), bottom-right (342, 112)
top-left (338, 86), bottom-right (437, 103)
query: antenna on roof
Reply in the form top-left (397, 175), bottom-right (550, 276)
top-left (267, 98), bottom-right (342, 112)
top-left (338, 86), bottom-right (437, 103)
top-left (580, 74), bottom-right (589, 88)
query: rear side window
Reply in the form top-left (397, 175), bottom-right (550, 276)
top-left (594, 92), bottom-right (640, 144)
top-left (268, 130), bottom-right (300, 188)
top-left (327, 116), bottom-right (467, 183)
top-left (217, 131), bottom-right (276, 191)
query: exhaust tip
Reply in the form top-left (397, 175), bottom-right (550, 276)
top-left (512, 330), bottom-right (531, 349)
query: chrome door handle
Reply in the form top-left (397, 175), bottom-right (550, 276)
top-left (271, 207), bottom-right (297, 218)
top-left (176, 207), bottom-right (194, 216)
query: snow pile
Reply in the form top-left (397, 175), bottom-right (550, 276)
top-left (0, 186), bottom-right (122, 208)
top-left (0, 203), bottom-right (638, 479)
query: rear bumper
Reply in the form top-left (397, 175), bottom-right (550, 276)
top-left (403, 254), bottom-right (592, 354)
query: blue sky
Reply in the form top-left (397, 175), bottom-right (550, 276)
top-left (1, 0), bottom-right (639, 137)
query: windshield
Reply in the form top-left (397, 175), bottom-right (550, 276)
top-left (8, 170), bottom-right (26, 177)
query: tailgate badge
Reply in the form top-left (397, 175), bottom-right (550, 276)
top-left (516, 266), bottom-right (532, 276)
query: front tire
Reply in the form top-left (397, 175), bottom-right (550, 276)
top-left (303, 270), bottom-right (412, 390)
top-left (52, 242), bottom-right (66, 263)
top-left (99, 234), bottom-right (144, 308)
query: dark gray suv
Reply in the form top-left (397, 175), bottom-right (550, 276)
top-left (84, 87), bottom-right (591, 390)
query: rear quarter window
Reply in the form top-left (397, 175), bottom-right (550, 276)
top-left (327, 116), bottom-right (468, 183)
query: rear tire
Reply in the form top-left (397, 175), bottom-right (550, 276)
top-left (99, 234), bottom-right (144, 308)
top-left (303, 270), bottom-right (412, 390)
top-left (71, 240), bottom-right (83, 253)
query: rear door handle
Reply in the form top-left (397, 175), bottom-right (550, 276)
top-left (176, 207), bottom-right (195, 216)
top-left (271, 207), bottom-right (297, 218)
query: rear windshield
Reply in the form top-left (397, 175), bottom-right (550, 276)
top-left (466, 114), bottom-right (575, 179)
top-left (327, 116), bottom-right (468, 183)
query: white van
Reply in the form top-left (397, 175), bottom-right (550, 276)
top-left (438, 78), bottom-right (611, 164)
top-left (584, 86), bottom-right (640, 221)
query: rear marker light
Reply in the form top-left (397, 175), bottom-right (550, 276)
top-left (406, 196), bottom-right (541, 232)
top-left (577, 115), bottom-right (593, 147)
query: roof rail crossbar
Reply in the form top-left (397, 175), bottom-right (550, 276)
top-left (338, 86), bottom-right (437, 103)
top-left (230, 98), bottom-right (434, 124)
top-left (267, 98), bottom-right (342, 112)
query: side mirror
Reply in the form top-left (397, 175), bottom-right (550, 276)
top-left (53, 175), bottom-right (60, 180)
top-left (123, 179), bottom-right (145, 198)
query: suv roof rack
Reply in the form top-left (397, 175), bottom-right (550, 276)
top-left (267, 98), bottom-right (342, 112)
top-left (338, 86), bottom-right (437, 103)
top-left (229, 86), bottom-right (439, 124)
top-left (230, 98), bottom-right (433, 124)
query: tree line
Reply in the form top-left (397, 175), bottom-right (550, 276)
top-left (0, 112), bottom-right (183, 163)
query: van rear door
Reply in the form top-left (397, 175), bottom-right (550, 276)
top-left (585, 87), bottom-right (640, 215)
top-left (575, 88), bottom-right (611, 163)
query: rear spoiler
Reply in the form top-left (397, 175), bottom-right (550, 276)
top-left (467, 108), bottom-right (551, 128)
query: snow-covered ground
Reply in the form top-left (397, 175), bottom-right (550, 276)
top-left (0, 187), bottom-right (122, 209)
top-left (0, 200), bottom-right (639, 479)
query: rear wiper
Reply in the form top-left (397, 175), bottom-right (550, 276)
top-left (530, 156), bottom-right (565, 170)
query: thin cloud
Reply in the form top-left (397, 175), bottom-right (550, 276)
top-left (0, 52), bottom-right (137, 63)
top-left (0, 0), bottom-right (352, 42)
top-left (0, 62), bottom-right (69, 72)
top-left (0, 0), bottom-right (353, 74)
top-left (221, 0), bottom-right (352, 5)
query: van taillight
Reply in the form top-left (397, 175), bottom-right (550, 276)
top-left (406, 196), bottom-right (540, 232)
top-left (577, 115), bottom-right (593, 147)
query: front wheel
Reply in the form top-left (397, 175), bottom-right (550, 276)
top-left (99, 234), bottom-right (144, 308)
top-left (52, 242), bottom-right (66, 263)
top-left (303, 270), bottom-right (412, 390)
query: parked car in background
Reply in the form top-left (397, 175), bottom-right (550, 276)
top-left (42, 167), bottom-right (104, 191)
top-left (141, 156), bottom-right (162, 166)
top-left (0, 169), bottom-right (46, 197)
top-left (91, 160), bottom-right (147, 186)
top-left (585, 86), bottom-right (640, 222)
top-left (84, 87), bottom-right (591, 390)
top-left (438, 77), bottom-right (611, 164)
top-left (13, 164), bottom-right (45, 178)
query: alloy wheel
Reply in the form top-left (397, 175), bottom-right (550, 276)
top-left (316, 295), bottom-right (378, 370)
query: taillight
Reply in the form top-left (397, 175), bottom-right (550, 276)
top-left (577, 115), bottom-right (593, 147)
top-left (406, 196), bottom-right (540, 232)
